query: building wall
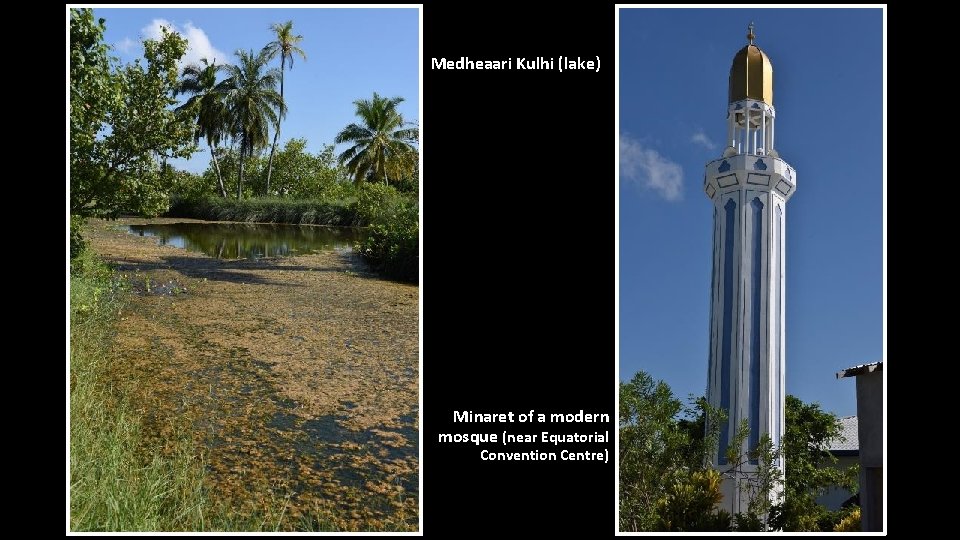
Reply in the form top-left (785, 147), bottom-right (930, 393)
top-left (856, 371), bottom-right (883, 532)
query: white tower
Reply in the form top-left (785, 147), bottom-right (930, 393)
top-left (704, 24), bottom-right (796, 516)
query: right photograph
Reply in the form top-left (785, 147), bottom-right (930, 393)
top-left (617, 7), bottom-right (884, 533)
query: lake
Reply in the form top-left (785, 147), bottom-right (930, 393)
top-left (128, 222), bottom-right (367, 259)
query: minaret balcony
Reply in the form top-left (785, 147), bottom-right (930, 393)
top-left (703, 154), bottom-right (796, 201)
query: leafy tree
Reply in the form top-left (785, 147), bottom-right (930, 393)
top-left (768, 395), bottom-right (859, 531)
top-left (262, 20), bottom-right (306, 195)
top-left (619, 370), bottom-right (857, 532)
top-left (335, 93), bottom-right (419, 185)
top-left (218, 49), bottom-right (285, 199)
top-left (176, 58), bottom-right (228, 197)
top-left (70, 9), bottom-right (196, 218)
top-left (619, 371), bottom-right (724, 531)
top-left (259, 138), bottom-right (347, 199)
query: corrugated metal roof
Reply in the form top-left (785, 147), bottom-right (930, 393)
top-left (836, 361), bottom-right (883, 379)
top-left (829, 416), bottom-right (859, 452)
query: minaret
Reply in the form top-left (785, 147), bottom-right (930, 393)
top-left (704, 23), bottom-right (796, 516)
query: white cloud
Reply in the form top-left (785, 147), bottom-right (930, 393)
top-left (115, 36), bottom-right (137, 54)
top-left (691, 128), bottom-right (716, 151)
top-left (620, 134), bottom-right (683, 202)
top-left (140, 19), bottom-right (229, 67)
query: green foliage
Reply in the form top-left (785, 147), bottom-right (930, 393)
top-left (655, 469), bottom-right (728, 531)
top-left (620, 370), bottom-right (856, 532)
top-left (168, 168), bottom-right (211, 201)
top-left (70, 9), bottom-right (197, 218)
top-left (353, 182), bottom-right (403, 224)
top-left (176, 58), bottom-right (229, 198)
top-left (233, 139), bottom-right (348, 200)
top-left (767, 395), bottom-right (859, 531)
top-left (218, 48), bottom-right (285, 198)
top-left (833, 507), bottom-right (860, 532)
top-left (70, 250), bottom-right (208, 530)
top-left (720, 419), bottom-right (783, 526)
top-left (358, 202), bottom-right (418, 283)
top-left (168, 196), bottom-right (357, 226)
top-left (262, 20), bottom-right (307, 195)
top-left (335, 93), bottom-right (419, 185)
top-left (619, 372), bottom-right (727, 531)
top-left (71, 215), bottom-right (88, 259)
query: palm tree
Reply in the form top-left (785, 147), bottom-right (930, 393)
top-left (176, 58), bottom-right (228, 198)
top-left (335, 93), bottom-right (419, 186)
top-left (262, 21), bottom-right (306, 196)
top-left (217, 49), bottom-right (285, 199)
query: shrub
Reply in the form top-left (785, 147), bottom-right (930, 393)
top-left (833, 507), bottom-right (860, 532)
top-left (358, 201), bottom-right (418, 282)
top-left (71, 215), bottom-right (87, 259)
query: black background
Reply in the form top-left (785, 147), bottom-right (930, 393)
top-left (423, 3), bottom-right (616, 534)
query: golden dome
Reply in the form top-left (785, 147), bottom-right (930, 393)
top-left (728, 24), bottom-right (773, 104)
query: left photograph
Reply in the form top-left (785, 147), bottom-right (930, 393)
top-left (68, 6), bottom-right (420, 532)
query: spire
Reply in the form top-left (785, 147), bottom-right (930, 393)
top-left (747, 22), bottom-right (755, 45)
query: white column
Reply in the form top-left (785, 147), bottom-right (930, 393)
top-left (742, 105), bottom-right (749, 155)
top-left (760, 108), bottom-right (766, 154)
top-left (770, 116), bottom-right (775, 151)
top-left (728, 109), bottom-right (734, 148)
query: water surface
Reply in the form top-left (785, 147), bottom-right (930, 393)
top-left (128, 222), bottom-right (366, 259)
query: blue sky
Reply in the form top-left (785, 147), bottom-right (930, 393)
top-left (618, 7), bottom-right (883, 417)
top-left (93, 7), bottom-right (419, 173)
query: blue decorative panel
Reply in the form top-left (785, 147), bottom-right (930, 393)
top-left (753, 159), bottom-right (768, 171)
top-left (718, 198), bottom-right (737, 465)
top-left (735, 103), bottom-right (743, 110)
top-left (749, 197), bottom-right (764, 464)
top-left (752, 102), bottom-right (761, 109)
top-left (708, 208), bottom-right (718, 415)
top-left (775, 205), bottom-right (783, 457)
top-left (719, 160), bottom-right (731, 173)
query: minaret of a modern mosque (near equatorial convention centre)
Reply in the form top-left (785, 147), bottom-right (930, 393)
top-left (703, 23), bottom-right (796, 516)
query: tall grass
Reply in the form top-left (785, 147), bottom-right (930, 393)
top-left (70, 251), bottom-right (208, 531)
top-left (69, 249), bottom-right (346, 531)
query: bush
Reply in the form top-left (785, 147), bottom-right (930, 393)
top-left (353, 182), bottom-right (405, 225)
top-left (71, 215), bottom-right (87, 259)
top-left (358, 200), bottom-right (418, 283)
top-left (833, 507), bottom-right (860, 532)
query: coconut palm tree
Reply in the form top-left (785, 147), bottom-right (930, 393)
top-left (335, 93), bottom-right (419, 186)
top-left (261, 21), bottom-right (306, 196)
top-left (217, 49), bottom-right (285, 199)
top-left (176, 58), bottom-right (228, 197)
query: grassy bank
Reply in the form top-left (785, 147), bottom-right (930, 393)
top-left (70, 250), bottom-right (208, 531)
top-left (70, 248), bottom-right (343, 531)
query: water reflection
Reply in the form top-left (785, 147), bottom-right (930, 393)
top-left (128, 222), bottom-right (366, 259)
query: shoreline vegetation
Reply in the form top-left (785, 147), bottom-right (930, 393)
top-left (166, 186), bottom-right (418, 283)
top-left (70, 8), bottom-right (419, 531)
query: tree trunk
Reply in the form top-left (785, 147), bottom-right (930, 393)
top-left (265, 56), bottom-right (286, 196)
top-left (210, 141), bottom-right (227, 198)
top-left (237, 155), bottom-right (244, 199)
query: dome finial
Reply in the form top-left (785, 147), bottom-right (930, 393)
top-left (747, 22), bottom-right (755, 45)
